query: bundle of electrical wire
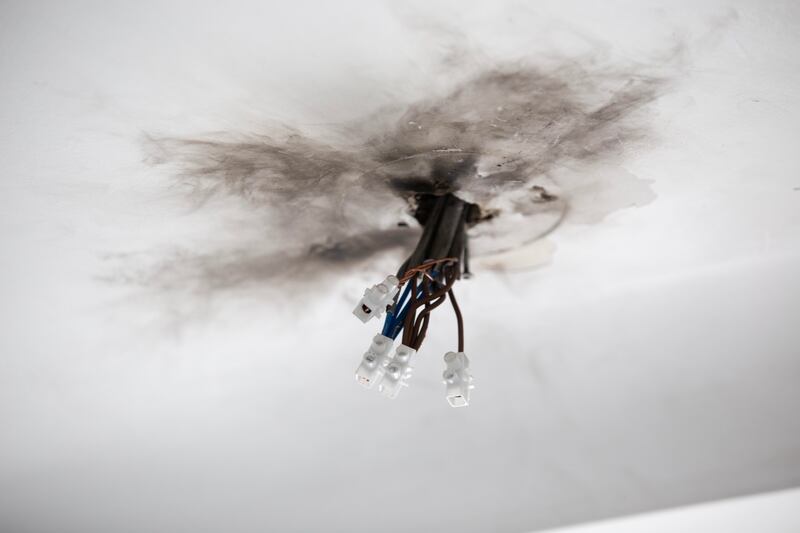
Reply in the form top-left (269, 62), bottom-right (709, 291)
top-left (381, 258), bottom-right (464, 352)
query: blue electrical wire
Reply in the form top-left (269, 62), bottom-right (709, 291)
top-left (382, 283), bottom-right (411, 338)
top-left (381, 290), bottom-right (406, 338)
top-left (381, 269), bottom-right (442, 339)
top-left (385, 298), bottom-right (413, 339)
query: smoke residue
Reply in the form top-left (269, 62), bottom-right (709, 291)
top-left (137, 53), bottom-right (678, 292)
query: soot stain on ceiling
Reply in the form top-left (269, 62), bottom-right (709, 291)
top-left (136, 52), bottom-right (680, 293)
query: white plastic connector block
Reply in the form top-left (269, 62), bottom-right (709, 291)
top-left (355, 334), bottom-right (394, 389)
top-left (379, 344), bottom-right (415, 399)
top-left (443, 351), bottom-right (474, 407)
top-left (352, 275), bottom-right (400, 323)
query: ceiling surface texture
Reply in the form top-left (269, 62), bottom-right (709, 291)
top-left (1, 1), bottom-right (799, 532)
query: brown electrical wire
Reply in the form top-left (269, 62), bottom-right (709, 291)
top-left (448, 288), bottom-right (464, 353)
top-left (401, 276), bottom-right (419, 347)
top-left (401, 264), bottom-right (459, 350)
top-left (403, 275), bottom-right (429, 348)
top-left (401, 276), bottom-right (418, 347)
top-left (398, 257), bottom-right (459, 284)
top-left (411, 293), bottom-right (448, 350)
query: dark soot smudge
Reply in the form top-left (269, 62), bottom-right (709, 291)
top-left (140, 58), bottom-right (675, 292)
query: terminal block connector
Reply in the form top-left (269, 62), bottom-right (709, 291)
top-left (352, 275), bottom-right (400, 323)
top-left (355, 334), bottom-right (394, 389)
top-left (442, 351), bottom-right (474, 407)
top-left (379, 344), bottom-right (415, 399)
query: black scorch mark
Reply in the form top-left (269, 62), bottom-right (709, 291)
top-left (138, 56), bottom-right (675, 292)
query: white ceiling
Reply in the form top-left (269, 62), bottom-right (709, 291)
top-left (1, 1), bottom-right (799, 532)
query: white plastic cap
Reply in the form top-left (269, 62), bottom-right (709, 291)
top-left (379, 344), bottom-right (415, 399)
top-left (443, 351), bottom-right (474, 407)
top-left (352, 275), bottom-right (400, 323)
top-left (355, 334), bottom-right (394, 389)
